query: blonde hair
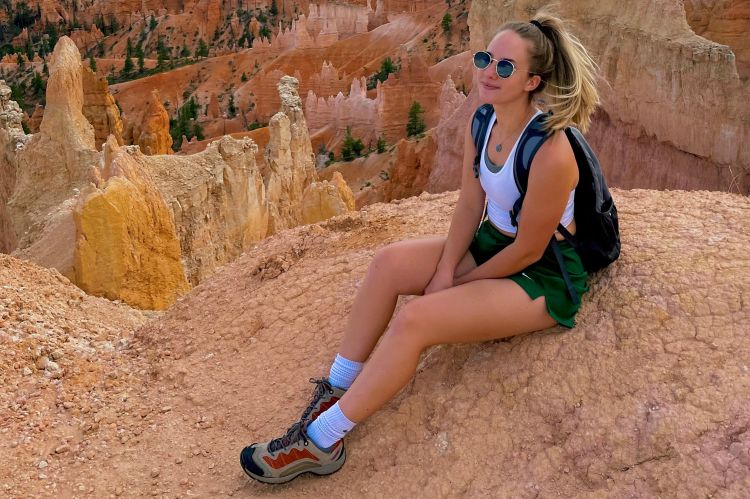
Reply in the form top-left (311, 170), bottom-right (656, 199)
top-left (497, 13), bottom-right (601, 133)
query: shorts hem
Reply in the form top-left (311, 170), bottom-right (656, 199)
top-left (508, 275), bottom-right (576, 329)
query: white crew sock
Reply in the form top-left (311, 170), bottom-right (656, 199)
top-left (328, 353), bottom-right (364, 390)
top-left (306, 401), bottom-right (356, 450)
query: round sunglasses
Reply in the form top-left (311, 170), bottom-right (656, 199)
top-left (473, 51), bottom-right (529, 78)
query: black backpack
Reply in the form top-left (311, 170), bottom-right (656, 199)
top-left (471, 103), bottom-right (620, 304)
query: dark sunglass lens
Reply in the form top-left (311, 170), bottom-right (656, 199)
top-left (473, 52), bottom-right (491, 69)
top-left (496, 60), bottom-right (515, 78)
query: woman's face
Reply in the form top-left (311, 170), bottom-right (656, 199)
top-left (476, 29), bottom-right (538, 105)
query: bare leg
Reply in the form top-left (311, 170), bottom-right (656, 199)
top-left (337, 237), bottom-right (477, 362)
top-left (338, 278), bottom-right (557, 422)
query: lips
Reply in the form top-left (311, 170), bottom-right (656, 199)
top-left (480, 81), bottom-right (500, 91)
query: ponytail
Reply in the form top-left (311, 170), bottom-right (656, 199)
top-left (497, 13), bottom-right (601, 133)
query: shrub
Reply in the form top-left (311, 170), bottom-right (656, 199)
top-left (376, 135), bottom-right (387, 153)
top-left (442, 13), bottom-right (452, 33)
top-left (406, 101), bottom-right (426, 137)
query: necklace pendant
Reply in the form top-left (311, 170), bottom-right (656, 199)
top-left (495, 144), bottom-right (502, 153)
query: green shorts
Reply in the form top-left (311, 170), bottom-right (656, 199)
top-left (468, 220), bottom-right (589, 328)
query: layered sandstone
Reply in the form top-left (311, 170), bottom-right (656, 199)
top-left (2, 37), bottom-right (353, 309)
top-left (69, 24), bottom-right (105, 54)
top-left (265, 75), bottom-right (355, 234)
top-left (122, 89), bottom-right (173, 155)
top-left (382, 129), bottom-right (438, 201)
top-left (82, 66), bottom-right (125, 151)
top-left (134, 135), bottom-right (268, 285)
top-left (27, 104), bottom-right (43, 133)
top-left (306, 49), bottom-right (449, 150)
top-left (464, 0), bottom-right (750, 194)
top-left (301, 170), bottom-right (356, 224)
top-left (0, 81), bottom-right (31, 253)
top-left (684, 0), bottom-right (750, 80)
top-left (73, 137), bottom-right (189, 309)
top-left (7, 37), bottom-right (99, 252)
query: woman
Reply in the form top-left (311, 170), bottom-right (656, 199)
top-left (240, 12), bottom-right (600, 484)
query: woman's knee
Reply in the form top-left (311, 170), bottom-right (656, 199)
top-left (386, 299), bottom-right (431, 346)
top-left (365, 243), bottom-right (401, 283)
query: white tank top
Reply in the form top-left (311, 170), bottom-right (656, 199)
top-left (479, 110), bottom-right (575, 234)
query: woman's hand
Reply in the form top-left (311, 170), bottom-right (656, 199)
top-left (424, 266), bottom-right (455, 295)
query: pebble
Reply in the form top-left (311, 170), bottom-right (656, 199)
top-left (37, 460), bottom-right (48, 469)
top-left (175, 457), bottom-right (183, 464)
top-left (22, 367), bottom-right (32, 376)
top-left (55, 444), bottom-right (70, 454)
top-left (150, 468), bottom-right (160, 478)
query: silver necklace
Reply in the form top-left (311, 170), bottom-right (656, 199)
top-left (493, 110), bottom-right (534, 153)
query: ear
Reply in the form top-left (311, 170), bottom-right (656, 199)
top-left (525, 74), bottom-right (542, 93)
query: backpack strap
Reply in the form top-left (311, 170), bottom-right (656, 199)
top-left (510, 112), bottom-right (580, 305)
top-left (470, 104), bottom-right (494, 178)
top-left (550, 238), bottom-right (580, 305)
top-left (509, 112), bottom-right (551, 227)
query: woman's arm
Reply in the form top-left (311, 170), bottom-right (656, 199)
top-left (424, 120), bottom-right (487, 294)
top-left (453, 130), bottom-right (578, 285)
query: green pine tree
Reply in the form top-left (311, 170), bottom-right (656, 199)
top-left (227, 94), bottom-right (237, 118)
top-left (122, 56), bottom-right (134, 74)
top-left (376, 135), bottom-right (387, 153)
top-left (406, 101), bottom-right (426, 137)
top-left (442, 13), bottom-right (452, 33)
top-left (196, 38), bottom-right (209, 58)
top-left (31, 72), bottom-right (44, 96)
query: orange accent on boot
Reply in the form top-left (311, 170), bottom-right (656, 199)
top-left (310, 397), bottom-right (340, 421)
top-left (263, 448), bottom-right (320, 469)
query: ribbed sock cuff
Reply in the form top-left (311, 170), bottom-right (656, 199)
top-left (329, 353), bottom-right (364, 390)
top-left (306, 401), bottom-right (356, 450)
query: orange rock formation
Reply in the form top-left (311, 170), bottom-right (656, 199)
top-left (81, 66), bottom-right (125, 150)
top-left (122, 89), bottom-right (173, 155)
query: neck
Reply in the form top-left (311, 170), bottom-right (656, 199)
top-left (492, 99), bottom-right (537, 135)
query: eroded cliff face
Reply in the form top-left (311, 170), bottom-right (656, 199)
top-left (122, 89), bottom-right (173, 155)
top-left (265, 75), bottom-right (355, 235)
top-left (0, 36), bottom-right (354, 308)
top-left (81, 66), bottom-right (125, 151)
top-left (6, 37), bottom-right (100, 278)
top-left (135, 134), bottom-right (268, 286)
top-left (463, 0), bottom-right (749, 194)
top-left (73, 136), bottom-right (189, 309)
top-left (684, 0), bottom-right (750, 80)
top-left (0, 81), bottom-right (30, 253)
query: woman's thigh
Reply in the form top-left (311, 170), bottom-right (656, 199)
top-left (372, 237), bottom-right (477, 296)
top-left (392, 278), bottom-right (558, 346)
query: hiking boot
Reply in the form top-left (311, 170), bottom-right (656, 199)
top-left (240, 420), bottom-right (346, 484)
top-left (299, 377), bottom-right (347, 423)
